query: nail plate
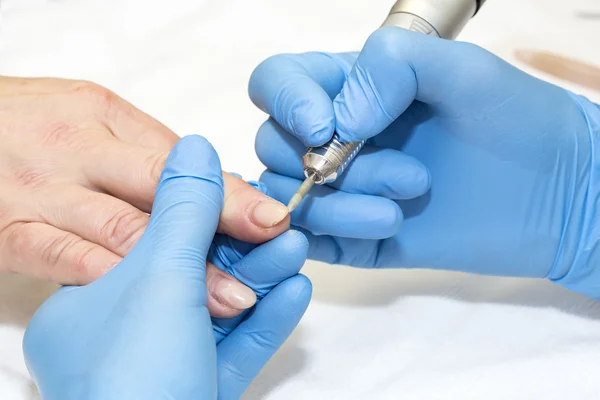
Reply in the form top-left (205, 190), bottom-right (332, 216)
top-left (251, 200), bottom-right (289, 228)
top-left (213, 278), bottom-right (256, 310)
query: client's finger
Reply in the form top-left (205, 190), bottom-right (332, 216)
top-left (220, 172), bottom-right (291, 243)
top-left (260, 171), bottom-right (402, 239)
top-left (85, 140), bottom-right (291, 244)
top-left (82, 139), bottom-right (167, 213)
top-left (39, 185), bottom-right (149, 257)
top-left (206, 262), bottom-right (257, 319)
top-left (0, 222), bottom-right (120, 285)
top-left (37, 184), bottom-right (256, 316)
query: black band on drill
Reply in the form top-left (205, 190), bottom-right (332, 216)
top-left (475, 0), bottom-right (486, 13)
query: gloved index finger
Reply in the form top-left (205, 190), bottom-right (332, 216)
top-left (248, 51), bottom-right (355, 147)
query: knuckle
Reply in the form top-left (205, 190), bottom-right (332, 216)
top-left (71, 80), bottom-right (118, 113)
top-left (222, 176), bottom-right (256, 214)
top-left (41, 233), bottom-right (95, 282)
top-left (70, 246), bottom-right (96, 281)
top-left (40, 233), bottom-right (81, 268)
top-left (0, 223), bottom-right (96, 282)
top-left (12, 165), bottom-right (50, 189)
top-left (0, 204), bottom-right (11, 229)
top-left (457, 41), bottom-right (489, 59)
top-left (453, 41), bottom-right (501, 81)
top-left (41, 121), bottom-right (77, 147)
top-left (3, 223), bottom-right (32, 267)
top-left (100, 207), bottom-right (147, 253)
top-left (369, 26), bottom-right (419, 63)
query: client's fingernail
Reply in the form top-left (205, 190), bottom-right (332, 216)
top-left (251, 200), bottom-right (289, 228)
top-left (213, 277), bottom-right (257, 310)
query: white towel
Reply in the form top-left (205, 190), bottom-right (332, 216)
top-left (1, 0), bottom-right (599, 398)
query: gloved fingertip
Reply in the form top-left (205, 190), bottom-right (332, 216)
top-left (279, 274), bottom-right (313, 310)
top-left (394, 160), bottom-right (432, 199)
top-left (284, 229), bottom-right (310, 254)
top-left (349, 198), bottom-right (403, 239)
top-left (287, 95), bottom-right (336, 147)
top-left (414, 165), bottom-right (432, 196)
top-left (298, 117), bottom-right (336, 147)
top-left (264, 274), bottom-right (312, 311)
top-left (258, 169), bottom-right (273, 183)
top-left (160, 135), bottom-right (223, 189)
top-left (302, 124), bottom-right (335, 147)
top-left (294, 273), bottom-right (313, 297)
top-left (260, 230), bottom-right (309, 274)
top-left (385, 201), bottom-right (404, 237)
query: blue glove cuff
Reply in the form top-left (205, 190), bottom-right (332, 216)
top-left (553, 94), bottom-right (600, 299)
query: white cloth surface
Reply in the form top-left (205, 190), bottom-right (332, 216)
top-left (1, 0), bottom-right (600, 398)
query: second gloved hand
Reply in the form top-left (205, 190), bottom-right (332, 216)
top-left (249, 27), bottom-right (600, 298)
top-left (23, 136), bottom-right (311, 400)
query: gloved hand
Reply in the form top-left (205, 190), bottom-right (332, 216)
top-left (23, 135), bottom-right (312, 400)
top-left (248, 27), bottom-right (600, 298)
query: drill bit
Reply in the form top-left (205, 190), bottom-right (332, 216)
top-left (287, 172), bottom-right (317, 212)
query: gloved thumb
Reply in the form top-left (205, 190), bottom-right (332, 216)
top-left (141, 134), bottom-right (224, 280)
top-left (333, 26), bottom-right (495, 142)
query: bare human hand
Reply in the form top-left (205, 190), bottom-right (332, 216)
top-left (0, 76), bottom-right (290, 318)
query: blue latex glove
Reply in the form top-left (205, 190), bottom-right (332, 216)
top-left (23, 135), bottom-right (312, 400)
top-left (248, 27), bottom-right (600, 298)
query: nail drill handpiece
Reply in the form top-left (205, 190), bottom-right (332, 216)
top-left (287, 0), bottom-right (487, 212)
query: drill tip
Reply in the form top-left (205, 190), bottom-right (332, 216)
top-left (287, 174), bottom-right (316, 212)
top-left (287, 194), bottom-right (303, 213)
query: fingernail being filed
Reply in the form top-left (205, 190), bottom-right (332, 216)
top-left (210, 272), bottom-right (257, 310)
top-left (251, 199), bottom-right (289, 228)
